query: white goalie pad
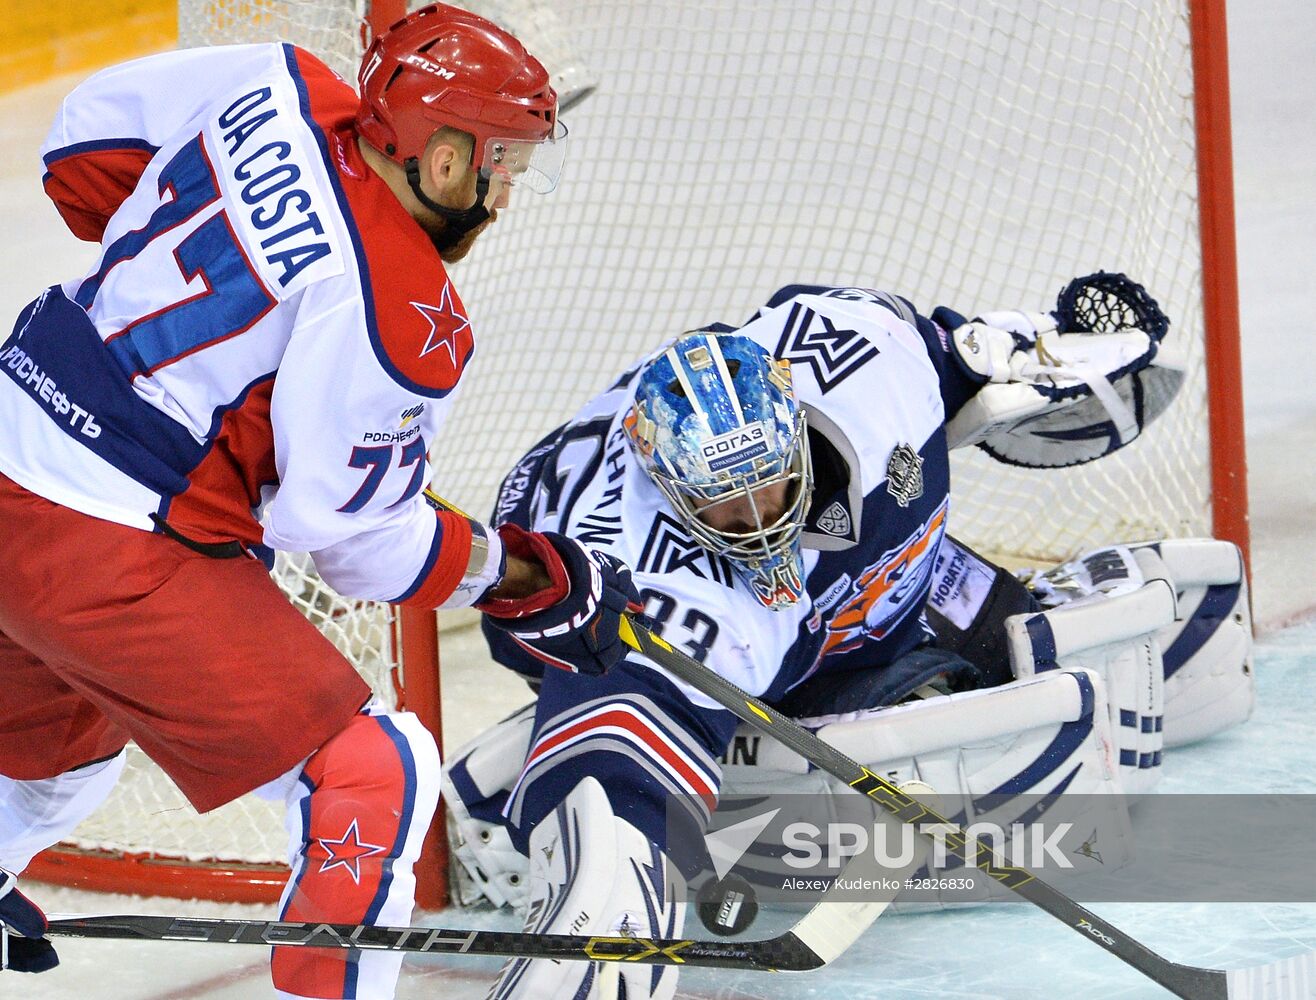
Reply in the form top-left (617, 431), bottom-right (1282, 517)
top-left (720, 669), bottom-right (1134, 910)
top-left (1130, 539), bottom-right (1254, 747)
top-left (945, 330), bottom-right (1186, 467)
top-left (443, 671), bottom-right (1133, 912)
top-left (1008, 546), bottom-right (1175, 793)
top-left (442, 703), bottom-right (536, 909)
top-left (1017, 538), bottom-right (1254, 751)
top-left (486, 777), bottom-right (685, 1000)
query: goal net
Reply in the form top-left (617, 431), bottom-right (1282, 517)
top-left (424, 0), bottom-right (1235, 563)
top-left (29, 0), bottom-right (1241, 906)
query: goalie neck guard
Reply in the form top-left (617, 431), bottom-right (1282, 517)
top-left (624, 333), bottom-right (812, 609)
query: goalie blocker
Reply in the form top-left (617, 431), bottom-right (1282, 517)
top-left (443, 536), bottom-right (1251, 912)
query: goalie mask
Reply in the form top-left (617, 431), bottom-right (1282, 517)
top-left (624, 333), bottom-right (813, 610)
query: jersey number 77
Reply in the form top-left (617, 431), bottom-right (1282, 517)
top-left (74, 133), bottom-right (275, 380)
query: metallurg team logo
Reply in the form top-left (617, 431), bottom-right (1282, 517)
top-left (822, 499), bottom-right (948, 656)
top-left (886, 443), bottom-right (924, 507)
top-left (774, 302), bottom-right (880, 393)
top-left (637, 512), bottom-right (735, 586)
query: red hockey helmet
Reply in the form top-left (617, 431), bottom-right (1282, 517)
top-left (356, 3), bottom-right (565, 192)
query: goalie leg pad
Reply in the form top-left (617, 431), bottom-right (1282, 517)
top-left (0, 750), bottom-right (126, 874)
top-left (1008, 546), bottom-right (1174, 793)
top-left (442, 702), bottom-right (537, 909)
top-left (448, 670), bottom-right (1133, 916)
top-left (721, 669), bottom-right (1133, 910)
top-left (1131, 539), bottom-right (1254, 747)
top-left (488, 776), bottom-right (685, 1000)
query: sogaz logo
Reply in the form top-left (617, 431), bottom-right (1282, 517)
top-left (701, 422), bottom-right (770, 473)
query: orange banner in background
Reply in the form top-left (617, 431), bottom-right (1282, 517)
top-left (0, 0), bottom-right (175, 93)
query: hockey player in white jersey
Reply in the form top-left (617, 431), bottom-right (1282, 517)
top-left (445, 275), bottom-right (1253, 999)
top-left (0, 6), bottom-right (643, 998)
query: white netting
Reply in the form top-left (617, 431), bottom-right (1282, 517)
top-left (428, 0), bottom-right (1212, 563)
top-left (181, 3), bottom-right (1214, 566)
top-left (179, 0), bottom-right (369, 80)
top-left (59, 0), bottom-right (1221, 879)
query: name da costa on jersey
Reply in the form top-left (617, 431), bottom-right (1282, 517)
top-left (214, 86), bottom-right (337, 290)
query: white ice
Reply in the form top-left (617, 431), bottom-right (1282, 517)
top-left (1, 1), bottom-right (1314, 997)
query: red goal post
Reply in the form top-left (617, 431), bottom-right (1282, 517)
top-left (26, 0), bottom-right (1246, 910)
top-left (1190, 0), bottom-right (1248, 574)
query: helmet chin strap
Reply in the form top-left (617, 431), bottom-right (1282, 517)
top-left (404, 157), bottom-right (491, 251)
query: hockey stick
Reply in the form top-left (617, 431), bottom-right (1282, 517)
top-left (43, 845), bottom-right (896, 973)
top-left (618, 614), bottom-right (1316, 999)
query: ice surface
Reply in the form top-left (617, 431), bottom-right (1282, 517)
top-left (1, 1), bottom-right (1313, 997)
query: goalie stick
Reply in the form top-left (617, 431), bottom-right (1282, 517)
top-left (617, 616), bottom-right (1316, 999)
top-left (42, 845), bottom-right (895, 973)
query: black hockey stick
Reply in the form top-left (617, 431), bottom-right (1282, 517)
top-left (617, 615), bottom-right (1316, 1000)
top-left (43, 844), bottom-right (898, 973)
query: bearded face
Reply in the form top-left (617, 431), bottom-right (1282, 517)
top-left (424, 208), bottom-right (498, 263)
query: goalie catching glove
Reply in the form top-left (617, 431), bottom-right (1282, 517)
top-left (0, 869), bottom-right (57, 973)
top-left (479, 523), bottom-right (643, 676)
top-left (939, 271), bottom-right (1185, 467)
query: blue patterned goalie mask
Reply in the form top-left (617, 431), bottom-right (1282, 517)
top-left (624, 332), bottom-right (813, 610)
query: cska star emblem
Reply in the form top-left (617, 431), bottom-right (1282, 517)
top-left (413, 281), bottom-right (470, 362)
top-left (316, 818), bottom-right (387, 884)
top-left (373, 278), bottom-right (473, 396)
top-left (886, 443), bottom-right (924, 507)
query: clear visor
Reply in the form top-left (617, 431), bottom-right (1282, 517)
top-left (481, 119), bottom-right (568, 194)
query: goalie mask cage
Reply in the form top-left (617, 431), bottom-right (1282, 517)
top-left (27, 0), bottom-right (1244, 908)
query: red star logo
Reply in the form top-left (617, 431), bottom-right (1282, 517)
top-left (316, 818), bottom-right (387, 884)
top-left (413, 282), bottom-right (470, 363)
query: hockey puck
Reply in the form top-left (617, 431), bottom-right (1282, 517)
top-left (695, 874), bottom-right (759, 936)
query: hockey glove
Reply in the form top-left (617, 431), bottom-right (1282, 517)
top-left (480, 524), bottom-right (643, 676)
top-left (0, 870), bottom-right (57, 973)
top-left (939, 272), bottom-right (1182, 464)
top-left (940, 307), bottom-right (1059, 384)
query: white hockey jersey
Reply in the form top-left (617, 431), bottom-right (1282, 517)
top-left (487, 285), bottom-right (981, 708)
top-left (0, 45), bottom-right (499, 607)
